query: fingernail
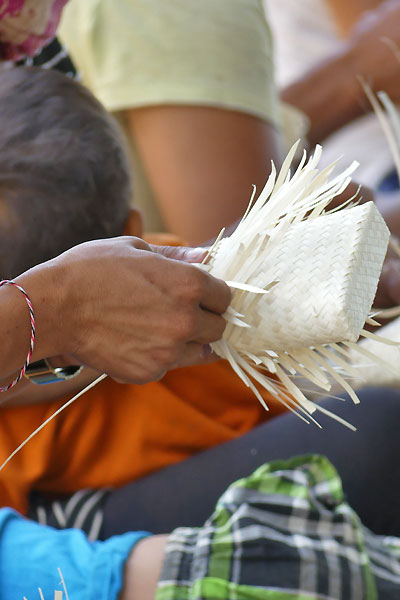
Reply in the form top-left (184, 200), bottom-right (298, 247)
top-left (185, 247), bottom-right (207, 262)
top-left (201, 344), bottom-right (212, 358)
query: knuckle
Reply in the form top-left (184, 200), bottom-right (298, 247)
top-left (174, 311), bottom-right (198, 339)
top-left (152, 345), bottom-right (180, 369)
top-left (136, 368), bottom-right (166, 385)
top-left (216, 316), bottom-right (228, 338)
top-left (177, 269), bottom-right (206, 303)
top-left (208, 316), bottom-right (227, 343)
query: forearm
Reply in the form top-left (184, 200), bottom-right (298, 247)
top-left (282, 0), bottom-right (400, 146)
top-left (121, 535), bottom-right (167, 600)
top-left (281, 48), bottom-right (365, 146)
top-left (126, 105), bottom-right (283, 244)
top-left (0, 261), bottom-right (64, 381)
top-left (325, 0), bottom-right (381, 36)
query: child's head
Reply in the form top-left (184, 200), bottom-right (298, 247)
top-left (0, 66), bottom-right (137, 279)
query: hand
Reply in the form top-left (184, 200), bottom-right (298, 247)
top-left (17, 237), bottom-right (231, 384)
top-left (374, 255), bottom-right (400, 309)
top-left (375, 191), bottom-right (400, 237)
top-left (349, 0), bottom-right (400, 103)
top-left (366, 192), bottom-right (400, 312)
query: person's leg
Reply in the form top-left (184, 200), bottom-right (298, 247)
top-left (101, 387), bottom-right (400, 537)
top-left (156, 455), bottom-right (400, 600)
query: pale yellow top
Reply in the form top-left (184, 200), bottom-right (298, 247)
top-left (60, 0), bottom-right (280, 232)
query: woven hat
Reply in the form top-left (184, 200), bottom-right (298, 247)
top-left (203, 143), bottom-right (390, 426)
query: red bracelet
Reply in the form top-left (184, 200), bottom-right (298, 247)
top-left (0, 280), bottom-right (36, 392)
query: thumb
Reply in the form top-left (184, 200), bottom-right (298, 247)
top-left (386, 259), bottom-right (400, 305)
top-left (150, 245), bottom-right (208, 264)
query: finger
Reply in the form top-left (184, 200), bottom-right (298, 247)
top-left (126, 236), bottom-right (154, 252)
top-left (191, 309), bottom-right (227, 344)
top-left (174, 342), bottom-right (220, 369)
top-left (198, 270), bottom-right (232, 315)
top-left (375, 258), bottom-right (400, 308)
top-left (386, 259), bottom-right (400, 305)
top-left (151, 245), bottom-right (231, 312)
top-left (151, 244), bottom-right (208, 263)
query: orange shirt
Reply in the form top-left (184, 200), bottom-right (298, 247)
top-left (0, 362), bottom-right (286, 514)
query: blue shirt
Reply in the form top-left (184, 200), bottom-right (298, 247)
top-left (0, 508), bottom-right (149, 599)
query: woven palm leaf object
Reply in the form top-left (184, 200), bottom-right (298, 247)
top-left (203, 143), bottom-right (390, 427)
top-left (347, 317), bottom-right (400, 389)
top-left (343, 84), bottom-right (400, 391)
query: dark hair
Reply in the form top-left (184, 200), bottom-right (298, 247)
top-left (0, 66), bottom-right (133, 278)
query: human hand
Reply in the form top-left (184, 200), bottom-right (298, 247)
top-left (361, 190), bottom-right (400, 312)
top-left (374, 255), bottom-right (400, 309)
top-left (17, 237), bottom-right (231, 384)
top-left (349, 0), bottom-right (400, 103)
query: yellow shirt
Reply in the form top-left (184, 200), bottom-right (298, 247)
top-left (59, 0), bottom-right (280, 232)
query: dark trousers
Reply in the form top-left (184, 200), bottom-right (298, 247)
top-left (100, 387), bottom-right (400, 538)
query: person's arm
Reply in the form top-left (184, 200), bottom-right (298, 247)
top-left (121, 535), bottom-right (167, 600)
top-left (325, 0), bottom-right (381, 36)
top-left (281, 0), bottom-right (400, 146)
top-left (125, 105), bottom-right (282, 245)
top-left (280, 50), bottom-right (363, 147)
top-left (0, 236), bottom-right (231, 386)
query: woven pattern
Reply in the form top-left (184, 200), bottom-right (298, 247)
top-left (204, 144), bottom-right (390, 424)
top-left (346, 86), bottom-right (400, 391)
top-left (216, 203), bottom-right (387, 352)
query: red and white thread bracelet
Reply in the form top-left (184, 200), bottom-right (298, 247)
top-left (0, 280), bottom-right (35, 392)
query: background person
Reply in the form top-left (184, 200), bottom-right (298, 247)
top-left (269, 0), bottom-right (400, 212)
top-left (59, 0), bottom-right (283, 243)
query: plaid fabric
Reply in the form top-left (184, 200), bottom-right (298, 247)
top-left (157, 454), bottom-right (400, 600)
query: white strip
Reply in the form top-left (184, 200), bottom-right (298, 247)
top-left (72, 489), bottom-right (106, 531)
top-left (41, 48), bottom-right (68, 70)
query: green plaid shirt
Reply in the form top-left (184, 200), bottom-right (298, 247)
top-left (157, 455), bottom-right (400, 600)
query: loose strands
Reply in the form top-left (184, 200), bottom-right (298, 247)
top-left (23, 569), bottom-right (69, 600)
top-left (1, 143), bottom-right (394, 479)
top-left (203, 142), bottom-right (391, 426)
top-left (0, 373), bottom-right (106, 473)
top-left (341, 85), bottom-right (400, 391)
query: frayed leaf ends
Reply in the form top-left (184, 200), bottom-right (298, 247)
top-left (203, 142), bottom-right (391, 428)
top-left (24, 568), bottom-right (69, 600)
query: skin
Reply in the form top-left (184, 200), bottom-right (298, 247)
top-left (0, 5), bottom-right (395, 598)
top-left (125, 105), bottom-right (283, 245)
top-left (0, 209), bottom-right (231, 391)
top-left (326, 0), bottom-right (382, 36)
top-left (3, 192), bottom-right (400, 407)
top-left (121, 536), bottom-right (168, 600)
top-left (281, 0), bottom-right (400, 146)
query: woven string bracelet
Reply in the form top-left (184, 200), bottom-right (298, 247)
top-left (0, 280), bottom-right (35, 392)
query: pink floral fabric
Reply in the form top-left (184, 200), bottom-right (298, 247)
top-left (0, 0), bottom-right (68, 60)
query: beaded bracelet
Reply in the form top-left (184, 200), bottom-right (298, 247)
top-left (0, 280), bottom-right (36, 392)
